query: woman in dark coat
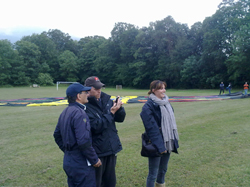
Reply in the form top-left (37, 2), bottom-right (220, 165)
top-left (140, 80), bottom-right (179, 187)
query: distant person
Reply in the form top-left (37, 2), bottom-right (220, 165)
top-left (53, 83), bottom-right (102, 187)
top-left (243, 82), bottom-right (249, 95)
top-left (219, 82), bottom-right (224, 95)
top-left (140, 80), bottom-right (179, 187)
top-left (84, 76), bottom-right (126, 187)
top-left (227, 83), bottom-right (232, 94)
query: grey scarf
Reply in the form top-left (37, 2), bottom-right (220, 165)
top-left (149, 93), bottom-right (179, 153)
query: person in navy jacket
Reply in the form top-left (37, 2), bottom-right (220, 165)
top-left (54, 83), bottom-right (102, 187)
top-left (219, 82), bottom-right (225, 95)
top-left (140, 80), bottom-right (179, 187)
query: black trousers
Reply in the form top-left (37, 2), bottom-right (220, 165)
top-left (95, 154), bottom-right (117, 187)
top-left (219, 88), bottom-right (224, 95)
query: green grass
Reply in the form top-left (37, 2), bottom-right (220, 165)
top-left (0, 87), bottom-right (249, 186)
top-left (0, 85), bottom-right (243, 99)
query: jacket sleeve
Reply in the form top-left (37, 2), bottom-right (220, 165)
top-left (73, 113), bottom-right (99, 166)
top-left (86, 108), bottom-right (115, 135)
top-left (53, 122), bottom-right (65, 152)
top-left (114, 106), bottom-right (126, 122)
top-left (140, 104), bottom-right (166, 153)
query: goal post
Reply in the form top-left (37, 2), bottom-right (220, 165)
top-left (56, 81), bottom-right (78, 90)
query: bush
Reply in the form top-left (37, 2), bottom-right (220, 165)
top-left (36, 73), bottom-right (54, 86)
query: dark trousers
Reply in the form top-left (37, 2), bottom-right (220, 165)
top-left (219, 88), bottom-right (224, 95)
top-left (63, 151), bottom-right (96, 187)
top-left (95, 154), bottom-right (117, 187)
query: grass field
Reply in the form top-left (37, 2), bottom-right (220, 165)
top-left (0, 86), bottom-right (250, 186)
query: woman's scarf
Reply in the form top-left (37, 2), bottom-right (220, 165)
top-left (149, 93), bottom-right (179, 153)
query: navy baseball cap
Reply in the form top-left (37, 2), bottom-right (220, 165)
top-left (66, 83), bottom-right (91, 97)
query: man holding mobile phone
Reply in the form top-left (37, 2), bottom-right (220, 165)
top-left (84, 76), bottom-right (126, 187)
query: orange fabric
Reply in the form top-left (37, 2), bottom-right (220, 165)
top-left (244, 84), bottom-right (249, 90)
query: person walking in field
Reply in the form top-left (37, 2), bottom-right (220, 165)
top-left (227, 83), bottom-right (232, 94)
top-left (53, 83), bottom-right (102, 187)
top-left (243, 82), bottom-right (249, 95)
top-left (140, 80), bottom-right (179, 187)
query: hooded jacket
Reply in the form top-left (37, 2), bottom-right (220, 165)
top-left (85, 92), bottom-right (126, 157)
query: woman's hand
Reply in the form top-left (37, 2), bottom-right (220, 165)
top-left (161, 150), bottom-right (167, 154)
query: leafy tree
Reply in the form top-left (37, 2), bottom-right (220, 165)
top-left (221, 0), bottom-right (250, 85)
top-left (149, 16), bottom-right (192, 88)
top-left (58, 50), bottom-right (78, 82)
top-left (189, 22), bottom-right (204, 56)
top-left (21, 33), bottom-right (59, 80)
top-left (15, 40), bottom-right (41, 83)
top-left (132, 27), bottom-right (158, 88)
top-left (77, 36), bottom-right (107, 83)
top-left (180, 56), bottom-right (202, 88)
top-left (45, 29), bottom-right (78, 54)
top-left (200, 13), bottom-right (228, 88)
top-left (226, 24), bottom-right (250, 84)
top-left (0, 40), bottom-right (16, 85)
top-left (92, 39), bottom-right (116, 86)
top-left (110, 22), bottom-right (139, 86)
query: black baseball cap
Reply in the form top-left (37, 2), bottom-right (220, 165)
top-left (84, 76), bottom-right (105, 89)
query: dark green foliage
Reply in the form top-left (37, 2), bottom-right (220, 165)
top-left (58, 50), bottom-right (78, 82)
top-left (0, 0), bottom-right (249, 88)
top-left (36, 73), bottom-right (54, 86)
top-left (0, 40), bottom-right (16, 85)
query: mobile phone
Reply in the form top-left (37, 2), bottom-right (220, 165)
top-left (115, 97), bottom-right (119, 103)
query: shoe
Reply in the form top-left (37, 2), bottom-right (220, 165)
top-left (155, 182), bottom-right (165, 187)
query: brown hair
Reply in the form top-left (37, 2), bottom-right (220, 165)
top-left (148, 80), bottom-right (167, 95)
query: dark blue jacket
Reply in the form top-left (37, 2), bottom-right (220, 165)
top-left (140, 98), bottom-right (179, 154)
top-left (85, 92), bottom-right (126, 157)
top-left (53, 102), bottom-right (98, 165)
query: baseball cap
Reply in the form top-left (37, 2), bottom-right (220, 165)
top-left (84, 76), bottom-right (105, 89)
top-left (66, 83), bottom-right (91, 97)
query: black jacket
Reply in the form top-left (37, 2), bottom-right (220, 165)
top-left (85, 92), bottom-right (126, 157)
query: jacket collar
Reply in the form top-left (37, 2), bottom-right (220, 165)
top-left (87, 92), bottom-right (111, 108)
top-left (69, 102), bottom-right (86, 110)
top-left (148, 98), bottom-right (160, 107)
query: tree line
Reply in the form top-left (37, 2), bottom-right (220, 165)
top-left (0, 0), bottom-right (249, 89)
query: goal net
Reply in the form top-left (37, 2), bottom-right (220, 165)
top-left (56, 81), bottom-right (78, 90)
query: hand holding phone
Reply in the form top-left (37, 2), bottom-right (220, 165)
top-left (111, 96), bottom-right (121, 114)
top-left (115, 96), bottom-right (120, 103)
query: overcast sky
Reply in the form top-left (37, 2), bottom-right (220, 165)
top-left (1, 0), bottom-right (223, 39)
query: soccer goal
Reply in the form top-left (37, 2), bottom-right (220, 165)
top-left (56, 81), bottom-right (78, 90)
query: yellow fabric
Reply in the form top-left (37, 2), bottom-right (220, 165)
top-left (26, 96), bottom-right (139, 107)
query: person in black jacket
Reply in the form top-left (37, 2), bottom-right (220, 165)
top-left (84, 76), bottom-right (126, 187)
top-left (53, 83), bottom-right (102, 187)
top-left (140, 80), bottom-right (179, 187)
